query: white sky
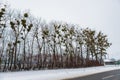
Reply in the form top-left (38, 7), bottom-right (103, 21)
top-left (2, 0), bottom-right (120, 59)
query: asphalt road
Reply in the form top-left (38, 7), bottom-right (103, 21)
top-left (66, 69), bottom-right (120, 80)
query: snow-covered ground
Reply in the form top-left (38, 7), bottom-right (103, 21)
top-left (0, 65), bottom-right (120, 80)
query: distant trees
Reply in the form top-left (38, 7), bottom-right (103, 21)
top-left (0, 3), bottom-right (111, 72)
top-left (0, 4), bottom-right (6, 37)
top-left (0, 4), bottom-right (6, 71)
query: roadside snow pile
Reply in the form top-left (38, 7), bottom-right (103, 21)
top-left (0, 65), bottom-right (120, 80)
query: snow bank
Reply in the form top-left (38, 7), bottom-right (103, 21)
top-left (0, 65), bottom-right (120, 80)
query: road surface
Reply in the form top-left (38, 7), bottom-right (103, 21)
top-left (66, 69), bottom-right (120, 80)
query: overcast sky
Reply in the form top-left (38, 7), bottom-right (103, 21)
top-left (2, 0), bottom-right (120, 59)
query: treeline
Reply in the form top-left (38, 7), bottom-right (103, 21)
top-left (0, 4), bottom-right (111, 72)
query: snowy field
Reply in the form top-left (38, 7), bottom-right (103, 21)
top-left (0, 65), bottom-right (120, 80)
